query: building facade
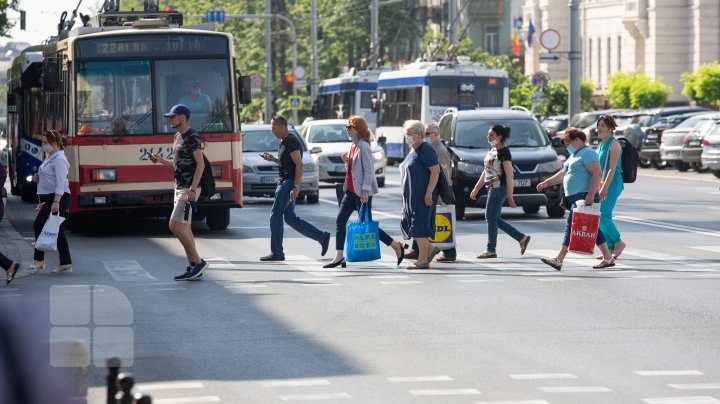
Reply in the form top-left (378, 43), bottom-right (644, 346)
top-left (523, 0), bottom-right (720, 104)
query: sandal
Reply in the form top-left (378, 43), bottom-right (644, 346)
top-left (540, 256), bottom-right (563, 271)
top-left (476, 251), bottom-right (497, 259)
top-left (407, 261), bottom-right (430, 270)
top-left (519, 236), bottom-right (531, 255)
top-left (6, 262), bottom-right (19, 285)
top-left (592, 258), bottom-right (616, 269)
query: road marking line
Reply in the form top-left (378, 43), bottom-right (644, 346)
top-left (301, 283), bottom-right (343, 287)
top-left (475, 401), bottom-right (550, 404)
top-left (626, 275), bottom-right (665, 278)
top-left (444, 274), bottom-right (487, 277)
top-left (691, 246), bottom-right (720, 254)
top-left (136, 382), bottom-right (204, 390)
top-left (538, 386), bottom-right (612, 393)
top-left (102, 260), bottom-right (156, 281)
top-left (263, 379), bottom-right (330, 387)
top-left (509, 373), bottom-right (578, 380)
top-left (597, 269), bottom-right (638, 273)
top-left (380, 281), bottom-right (422, 285)
top-left (618, 248), bottom-right (719, 271)
top-left (0, 294), bottom-right (22, 297)
top-left (369, 275), bottom-right (410, 279)
top-left (279, 392), bottom-right (351, 401)
top-left (410, 389), bottom-right (481, 396)
top-left (519, 273), bottom-right (564, 276)
top-left (617, 215), bottom-right (720, 239)
top-left (204, 257), bottom-right (237, 269)
top-left (292, 278), bottom-right (334, 282)
top-left (458, 279), bottom-right (502, 283)
top-left (635, 371), bottom-right (705, 376)
top-left (143, 288), bottom-right (186, 291)
top-left (537, 277), bottom-right (581, 281)
top-left (670, 384), bottom-right (720, 390)
top-left (319, 198), bottom-right (402, 219)
top-left (387, 376), bottom-right (453, 382)
top-left (154, 397), bottom-right (221, 404)
top-left (643, 396), bottom-right (720, 404)
top-left (694, 274), bottom-right (720, 278)
top-left (0, 288), bottom-right (19, 292)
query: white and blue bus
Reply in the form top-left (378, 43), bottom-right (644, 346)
top-left (314, 69), bottom-right (385, 131)
top-left (376, 61), bottom-right (509, 163)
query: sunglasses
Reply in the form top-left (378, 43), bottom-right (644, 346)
top-left (346, 125), bottom-right (355, 130)
top-left (425, 131), bottom-right (437, 136)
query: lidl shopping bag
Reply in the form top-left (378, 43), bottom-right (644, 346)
top-left (430, 204), bottom-right (456, 249)
top-left (345, 204), bottom-right (381, 262)
top-left (568, 203), bottom-right (600, 255)
top-left (35, 213), bottom-right (66, 252)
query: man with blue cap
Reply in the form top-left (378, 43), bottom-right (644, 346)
top-left (149, 104), bottom-right (208, 280)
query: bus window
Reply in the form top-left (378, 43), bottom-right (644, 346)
top-left (360, 92), bottom-right (374, 109)
top-left (154, 59), bottom-right (231, 133)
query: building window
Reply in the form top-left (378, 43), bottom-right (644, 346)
top-left (617, 36), bottom-right (622, 71)
top-left (587, 38), bottom-right (592, 80)
top-left (597, 38), bottom-right (602, 86)
top-left (485, 26), bottom-right (499, 55)
top-left (607, 37), bottom-right (612, 83)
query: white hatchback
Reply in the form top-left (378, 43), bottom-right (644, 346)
top-left (300, 119), bottom-right (387, 187)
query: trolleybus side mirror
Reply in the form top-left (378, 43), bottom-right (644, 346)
top-left (238, 76), bottom-right (252, 105)
top-left (377, 135), bottom-right (387, 146)
top-left (41, 60), bottom-right (60, 92)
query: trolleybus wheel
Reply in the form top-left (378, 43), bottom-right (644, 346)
top-left (206, 207), bottom-right (230, 230)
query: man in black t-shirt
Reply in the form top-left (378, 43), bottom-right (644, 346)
top-left (259, 115), bottom-right (330, 261)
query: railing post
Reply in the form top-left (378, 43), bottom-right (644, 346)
top-left (106, 357), bottom-right (121, 404)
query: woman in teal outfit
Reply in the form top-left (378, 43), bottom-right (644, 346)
top-left (596, 115), bottom-right (626, 258)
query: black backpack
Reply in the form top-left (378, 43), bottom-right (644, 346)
top-left (604, 137), bottom-right (638, 184)
top-left (183, 137), bottom-right (216, 199)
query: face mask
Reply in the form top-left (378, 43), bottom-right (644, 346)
top-left (349, 134), bottom-right (357, 142)
top-left (424, 137), bottom-right (432, 143)
top-left (566, 144), bottom-right (576, 154)
top-left (489, 139), bottom-right (498, 147)
top-left (405, 135), bottom-right (415, 145)
top-left (42, 144), bottom-right (53, 154)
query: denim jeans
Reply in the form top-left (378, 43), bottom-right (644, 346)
top-left (0, 251), bottom-right (12, 271)
top-left (270, 179), bottom-right (326, 257)
top-left (336, 191), bottom-right (393, 251)
top-left (562, 192), bottom-right (606, 247)
top-left (485, 186), bottom-right (525, 252)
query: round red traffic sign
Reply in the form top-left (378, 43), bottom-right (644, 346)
top-left (540, 29), bottom-right (561, 51)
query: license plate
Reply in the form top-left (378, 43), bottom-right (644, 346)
top-left (513, 179), bottom-right (531, 187)
top-left (261, 176), bottom-right (279, 184)
top-left (688, 141), bottom-right (701, 147)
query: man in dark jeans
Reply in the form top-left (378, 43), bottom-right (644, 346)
top-left (259, 115), bottom-right (330, 261)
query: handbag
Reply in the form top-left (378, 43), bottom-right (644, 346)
top-left (437, 171), bottom-right (455, 205)
top-left (35, 213), bottom-right (66, 252)
top-left (430, 204), bottom-right (456, 249)
top-left (345, 203), bottom-right (381, 262)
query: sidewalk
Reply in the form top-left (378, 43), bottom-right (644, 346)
top-left (0, 201), bottom-right (35, 279)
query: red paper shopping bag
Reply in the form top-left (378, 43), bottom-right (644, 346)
top-left (568, 203), bottom-right (600, 255)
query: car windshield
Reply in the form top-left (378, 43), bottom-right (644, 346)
top-left (242, 129), bottom-right (306, 152)
top-left (307, 124), bottom-right (350, 143)
top-left (692, 119), bottom-right (716, 134)
top-left (569, 114), bottom-right (598, 128)
top-left (541, 119), bottom-right (564, 131)
top-left (455, 119), bottom-right (549, 148)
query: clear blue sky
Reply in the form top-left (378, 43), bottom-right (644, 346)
top-left (2, 0), bottom-right (100, 45)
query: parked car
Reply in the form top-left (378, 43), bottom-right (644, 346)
top-left (242, 124), bottom-right (321, 203)
top-left (569, 109), bottom-right (628, 145)
top-left (660, 113), bottom-right (720, 172)
top-left (300, 119), bottom-right (387, 187)
top-left (540, 115), bottom-right (568, 138)
top-left (438, 107), bottom-right (565, 220)
top-left (640, 111), bottom-right (711, 168)
top-left (701, 124), bottom-right (720, 178)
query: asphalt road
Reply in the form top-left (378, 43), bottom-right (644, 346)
top-left (3, 165), bottom-right (720, 404)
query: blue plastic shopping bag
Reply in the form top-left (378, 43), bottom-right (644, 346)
top-left (345, 203), bottom-right (381, 262)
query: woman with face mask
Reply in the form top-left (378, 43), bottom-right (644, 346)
top-left (325, 116), bottom-right (407, 268)
top-left (536, 128), bottom-right (616, 270)
top-left (29, 131), bottom-right (72, 275)
top-left (595, 115), bottom-right (626, 258)
top-left (399, 120), bottom-right (441, 270)
top-left (469, 125), bottom-right (531, 259)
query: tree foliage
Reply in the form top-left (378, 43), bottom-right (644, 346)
top-left (607, 69), bottom-right (671, 108)
top-left (531, 79), bottom-right (595, 118)
top-left (681, 62), bottom-right (720, 107)
top-left (0, 0), bottom-right (19, 38)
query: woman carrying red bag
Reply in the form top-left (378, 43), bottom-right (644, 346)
top-left (536, 128), bottom-right (616, 270)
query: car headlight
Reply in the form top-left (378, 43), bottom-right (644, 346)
top-left (372, 151), bottom-right (384, 160)
top-left (304, 163), bottom-right (318, 172)
top-left (537, 159), bottom-right (562, 173)
top-left (242, 164), bottom-right (253, 173)
top-left (457, 161), bottom-right (483, 175)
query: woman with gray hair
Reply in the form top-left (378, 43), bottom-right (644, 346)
top-left (400, 120), bottom-right (441, 269)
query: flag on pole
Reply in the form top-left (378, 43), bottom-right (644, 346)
top-left (527, 19), bottom-right (536, 47)
top-left (511, 18), bottom-right (521, 56)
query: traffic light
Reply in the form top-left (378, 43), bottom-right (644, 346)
top-left (284, 74), bottom-right (294, 93)
top-left (19, 10), bottom-right (26, 30)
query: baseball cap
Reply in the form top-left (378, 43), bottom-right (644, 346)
top-left (163, 104), bottom-right (191, 118)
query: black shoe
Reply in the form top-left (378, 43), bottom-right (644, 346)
top-left (540, 256), bottom-right (563, 271)
top-left (186, 260), bottom-right (207, 280)
top-left (174, 266), bottom-right (192, 281)
top-left (260, 254), bottom-right (285, 262)
top-left (320, 233), bottom-right (331, 256)
top-left (6, 261), bottom-right (19, 285)
top-left (396, 243), bottom-right (405, 266)
top-left (323, 259), bottom-right (346, 269)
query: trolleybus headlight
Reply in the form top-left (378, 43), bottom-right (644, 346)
top-left (91, 168), bottom-right (117, 181)
top-left (94, 196), bottom-right (108, 204)
top-left (25, 175), bottom-right (33, 183)
top-left (211, 165), bottom-right (223, 178)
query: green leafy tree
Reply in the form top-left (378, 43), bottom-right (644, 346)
top-left (607, 69), bottom-right (670, 108)
top-left (532, 79), bottom-right (595, 118)
top-left (0, 0), bottom-right (19, 38)
top-left (681, 62), bottom-right (720, 107)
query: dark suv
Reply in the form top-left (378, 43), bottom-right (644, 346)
top-left (438, 108), bottom-right (565, 219)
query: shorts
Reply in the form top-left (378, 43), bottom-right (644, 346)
top-left (170, 188), bottom-right (198, 224)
